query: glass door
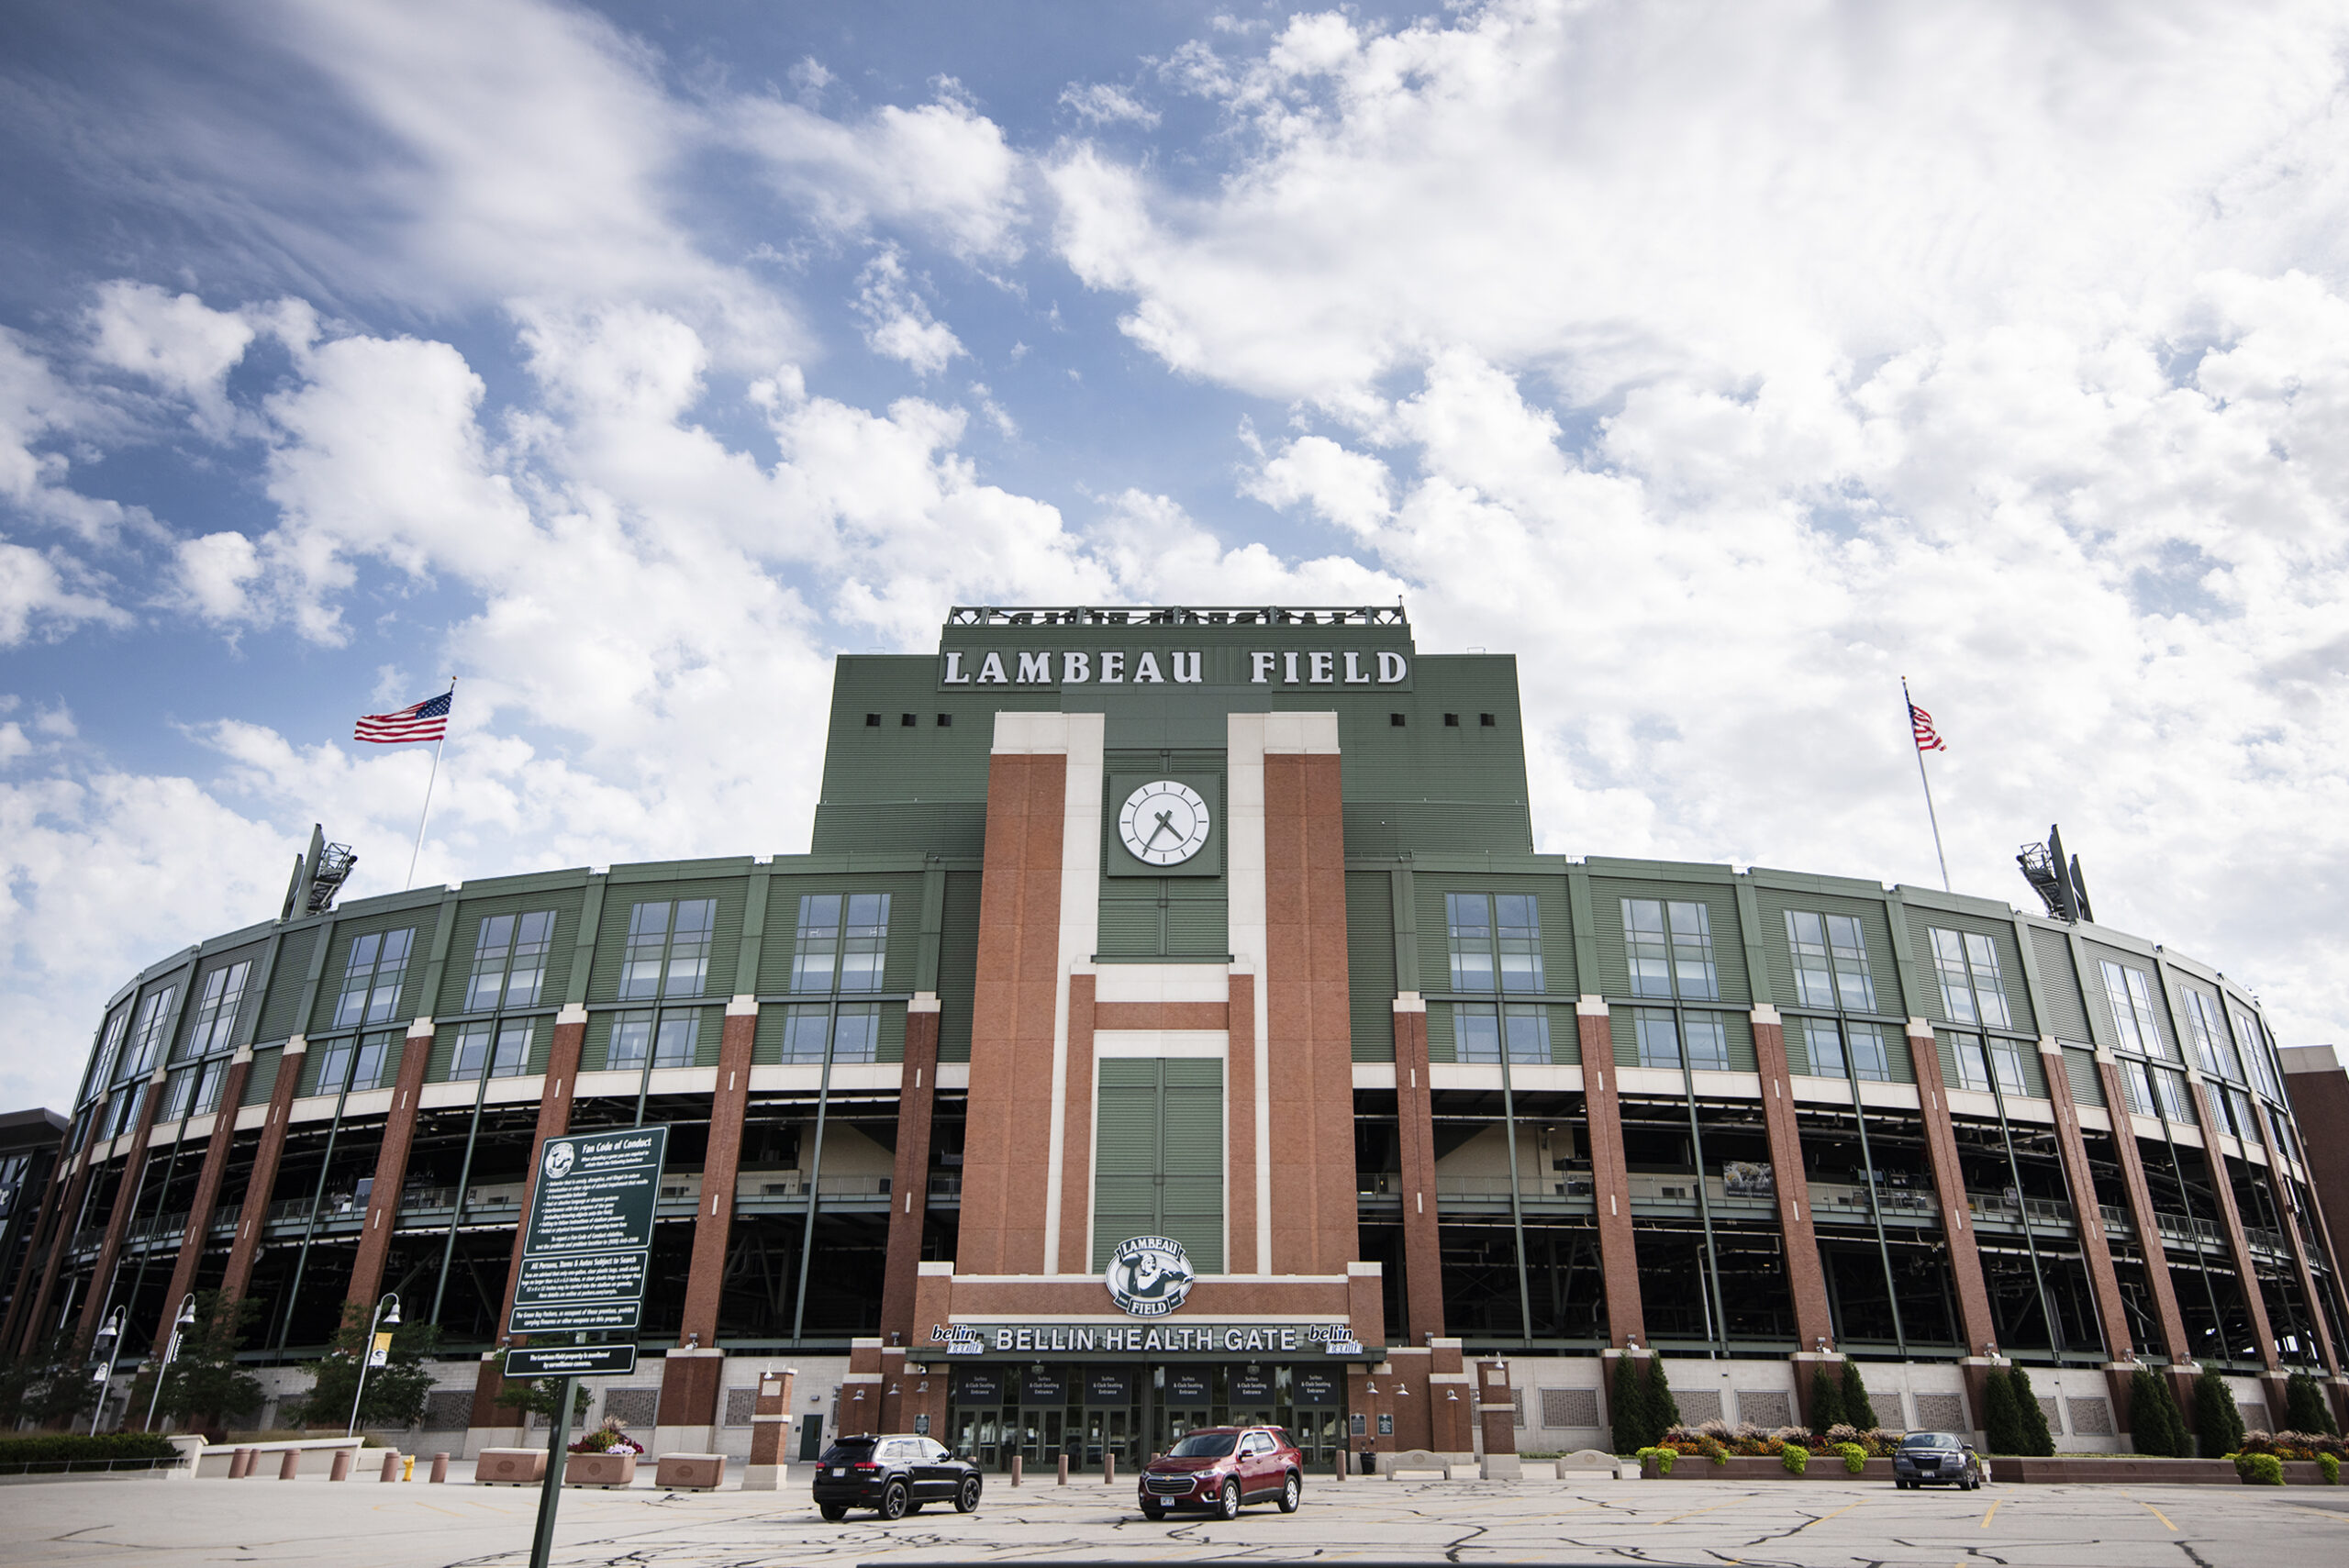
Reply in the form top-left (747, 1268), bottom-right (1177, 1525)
top-left (953, 1406), bottom-right (1008, 1471)
top-left (1019, 1408), bottom-right (1064, 1473)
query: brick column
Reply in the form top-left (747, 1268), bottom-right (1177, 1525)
top-left (1475, 1357), bottom-right (1519, 1474)
top-left (2093, 1050), bottom-right (2194, 1362)
top-left (959, 745), bottom-right (1070, 1276)
top-left (78, 1072), bottom-right (168, 1340)
top-left (741, 1367), bottom-right (798, 1489)
top-left (840, 1337), bottom-right (884, 1437)
top-left (1750, 1006), bottom-right (1831, 1351)
top-left (1392, 996), bottom-right (1444, 1342)
top-left (2185, 1073), bottom-right (2281, 1371)
top-left (2034, 1040), bottom-right (2135, 1361)
top-left (219, 1039), bottom-right (308, 1305)
top-left (1264, 748), bottom-right (1357, 1275)
top-left (2252, 1121), bottom-right (2342, 1376)
top-left (1901, 1023), bottom-right (1998, 1356)
top-left (344, 1018), bottom-right (437, 1307)
top-left (674, 998), bottom-right (759, 1353)
top-left (8, 1128), bottom-right (95, 1355)
top-left (879, 996), bottom-right (942, 1340)
top-left (489, 1006), bottom-right (591, 1335)
top-left (1575, 999), bottom-right (1644, 1345)
top-left (1423, 1339), bottom-right (1470, 1453)
top-left (155, 1053), bottom-right (255, 1322)
top-left (1052, 974), bottom-right (1097, 1276)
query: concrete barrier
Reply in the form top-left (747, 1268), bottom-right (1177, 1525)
top-left (655, 1453), bottom-right (725, 1492)
top-left (475, 1448), bottom-right (549, 1486)
top-left (196, 1438), bottom-right (367, 1480)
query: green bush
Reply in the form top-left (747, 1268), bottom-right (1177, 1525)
top-left (0, 1432), bottom-right (178, 1469)
top-left (2233, 1451), bottom-right (2284, 1485)
top-left (1837, 1442), bottom-right (1868, 1474)
top-left (1612, 1356), bottom-right (1647, 1454)
top-left (1807, 1365), bottom-right (1845, 1434)
top-left (2285, 1373), bottom-right (2341, 1439)
top-left (125, 1291), bottom-right (262, 1431)
top-left (2008, 1366), bottom-right (2055, 1457)
top-left (1781, 1442), bottom-right (1809, 1474)
top-left (2129, 1368), bottom-right (2189, 1457)
top-left (1636, 1445), bottom-right (1675, 1475)
top-left (1643, 1353), bottom-right (1681, 1443)
top-left (2318, 1451), bottom-right (2340, 1485)
top-left (2193, 1367), bottom-right (2245, 1460)
top-left (1840, 1360), bottom-right (1876, 1430)
top-left (1983, 1364), bottom-right (2022, 1454)
top-left (295, 1305), bottom-right (441, 1429)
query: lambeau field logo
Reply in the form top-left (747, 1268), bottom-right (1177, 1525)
top-left (1105, 1235), bottom-right (1195, 1318)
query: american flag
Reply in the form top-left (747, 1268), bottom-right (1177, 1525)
top-left (1909, 701), bottom-right (1947, 753)
top-left (355, 690), bottom-right (453, 744)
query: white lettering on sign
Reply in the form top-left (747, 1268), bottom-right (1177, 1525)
top-left (941, 650), bottom-right (1406, 688)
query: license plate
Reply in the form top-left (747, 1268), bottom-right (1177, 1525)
top-left (831, 1466), bottom-right (846, 1476)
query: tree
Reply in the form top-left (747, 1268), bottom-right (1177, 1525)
top-left (2191, 1366), bottom-right (2243, 1458)
top-left (1610, 1354), bottom-right (1647, 1453)
top-left (0, 1329), bottom-right (99, 1429)
top-left (1839, 1358), bottom-right (1878, 1429)
top-left (124, 1292), bottom-right (262, 1430)
top-left (1642, 1351), bottom-right (1681, 1442)
top-left (2128, 1367), bottom-right (2188, 1457)
top-left (1982, 1363), bottom-right (2022, 1454)
top-left (1807, 1364), bottom-right (1846, 1434)
top-left (292, 1303), bottom-right (440, 1430)
top-left (2284, 1371), bottom-right (2340, 1437)
top-left (2007, 1365), bottom-right (2054, 1457)
top-left (495, 1377), bottom-right (592, 1429)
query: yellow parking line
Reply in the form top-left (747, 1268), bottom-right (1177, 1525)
top-left (1651, 1495), bottom-right (1746, 1526)
top-left (2289, 1505), bottom-right (2349, 1523)
top-left (1979, 1497), bottom-right (2001, 1529)
top-left (1811, 1500), bottom-right (1864, 1526)
top-left (2139, 1501), bottom-right (2177, 1531)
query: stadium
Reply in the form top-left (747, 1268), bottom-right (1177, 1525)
top-left (9, 605), bottom-right (2345, 1466)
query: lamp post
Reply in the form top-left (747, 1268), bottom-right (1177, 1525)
top-left (346, 1293), bottom-right (402, 1438)
top-left (88, 1307), bottom-right (127, 1436)
top-left (143, 1295), bottom-right (198, 1432)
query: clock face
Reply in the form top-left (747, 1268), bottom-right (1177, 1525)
top-left (1118, 780), bottom-right (1211, 867)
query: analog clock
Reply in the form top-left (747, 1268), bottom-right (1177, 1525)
top-left (1118, 780), bottom-right (1211, 867)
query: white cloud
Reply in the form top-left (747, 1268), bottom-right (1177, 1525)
top-left (852, 250), bottom-right (965, 376)
top-left (1246, 434), bottom-right (1393, 538)
top-left (1060, 83), bottom-right (1160, 128)
top-left (83, 282), bottom-right (257, 439)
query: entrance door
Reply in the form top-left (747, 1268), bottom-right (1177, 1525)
top-left (1019, 1408), bottom-right (1065, 1473)
top-left (1084, 1406), bottom-right (1136, 1470)
top-left (953, 1406), bottom-right (1008, 1471)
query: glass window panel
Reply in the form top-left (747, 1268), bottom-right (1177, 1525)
top-left (793, 895), bottom-right (841, 993)
top-left (2099, 962), bottom-right (2144, 1053)
top-left (1496, 895), bottom-right (1542, 993)
top-left (1953, 1033), bottom-right (1993, 1093)
top-left (161, 1065), bottom-right (199, 1121)
top-left (335, 934), bottom-right (383, 1028)
top-left (90, 1009), bottom-right (130, 1095)
top-left (193, 1059), bottom-right (228, 1116)
top-left (491, 1021), bottom-right (533, 1076)
top-left (467, 915), bottom-right (516, 1011)
top-left (1847, 1021), bottom-right (1892, 1082)
top-left (1803, 1016), bottom-right (1846, 1078)
top-left (607, 1013), bottom-right (652, 1069)
top-left (1932, 929), bottom-right (1978, 1026)
top-left (1668, 902), bottom-right (1719, 1000)
top-left (832, 1003), bottom-right (881, 1063)
top-left (2179, 990), bottom-right (2225, 1078)
top-left (1825, 915), bottom-right (1876, 1011)
top-left (450, 1022), bottom-right (494, 1082)
top-left (351, 1032), bottom-right (393, 1090)
top-left (1455, 1003), bottom-right (1499, 1062)
top-left (1682, 1012), bottom-right (1729, 1070)
top-left (1962, 933), bottom-right (2010, 1028)
top-left (2230, 1088), bottom-right (2260, 1146)
top-left (2122, 1060), bottom-right (2157, 1117)
top-left (1787, 912), bottom-right (1837, 1008)
top-left (1633, 1008), bottom-right (1680, 1067)
top-left (183, 962), bottom-right (250, 1060)
top-left (1449, 894), bottom-right (1495, 992)
top-left (1987, 1039), bottom-right (2027, 1095)
top-left (506, 911), bottom-right (556, 1007)
top-left (665, 900), bottom-right (716, 996)
top-left (2153, 1068), bottom-right (2194, 1122)
top-left (621, 903), bottom-right (671, 1000)
top-left (2121, 967), bottom-right (2167, 1058)
top-left (313, 1037), bottom-right (356, 1095)
top-left (1502, 1002), bottom-right (1550, 1062)
top-left (125, 988), bottom-right (175, 1080)
top-left (780, 1004), bottom-right (829, 1062)
top-left (840, 893), bottom-right (890, 992)
top-left (652, 1012), bottom-right (699, 1068)
top-left (1623, 900), bottom-right (1672, 998)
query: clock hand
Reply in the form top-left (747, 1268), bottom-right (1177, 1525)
top-left (1143, 810), bottom-right (1178, 848)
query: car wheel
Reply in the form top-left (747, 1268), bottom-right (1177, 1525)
top-left (1216, 1479), bottom-right (1241, 1520)
top-left (820, 1504), bottom-right (848, 1521)
top-left (1895, 1480), bottom-right (1909, 1491)
top-left (955, 1475), bottom-right (982, 1513)
top-left (1141, 1501), bottom-right (1166, 1520)
top-left (1277, 1473), bottom-right (1300, 1513)
top-left (879, 1480), bottom-right (909, 1520)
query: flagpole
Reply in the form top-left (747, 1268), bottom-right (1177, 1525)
top-left (1902, 676), bottom-right (1951, 892)
top-left (404, 680), bottom-right (453, 887)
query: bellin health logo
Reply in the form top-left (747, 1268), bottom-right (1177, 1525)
top-left (1105, 1235), bottom-right (1196, 1318)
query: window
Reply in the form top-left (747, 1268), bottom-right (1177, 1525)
top-left (451, 1020), bottom-right (533, 1080)
top-left (1443, 713), bottom-right (1459, 727)
top-left (619, 900), bottom-right (717, 1000)
top-left (333, 930), bottom-right (415, 1029)
top-left (2152, 1067), bottom-right (2196, 1123)
top-left (122, 987), bottom-right (177, 1082)
top-left (1786, 911), bottom-right (1876, 1011)
top-left (315, 1030), bottom-right (399, 1095)
top-left (181, 962), bottom-right (251, 1060)
top-left (2229, 1086), bottom-right (2260, 1146)
top-left (1929, 929), bottom-right (2011, 1029)
top-left (161, 1064), bottom-right (201, 1121)
top-left (607, 1011), bottom-right (698, 1070)
top-left (1803, 1018), bottom-right (1891, 1082)
top-left (1447, 893), bottom-right (1543, 995)
top-left (864, 713), bottom-right (880, 727)
top-left (89, 1007), bottom-right (131, 1096)
top-left (831, 1002), bottom-right (880, 1062)
top-left (2121, 1058), bottom-right (2157, 1117)
top-left (2229, 1005), bottom-right (2280, 1098)
top-left (2178, 988), bottom-right (2239, 1081)
top-left (791, 894), bottom-right (890, 993)
top-left (1634, 1008), bottom-right (1728, 1070)
top-left (2099, 961), bottom-right (2168, 1059)
top-left (776, 1002), bottom-right (879, 1065)
top-left (466, 911), bottom-right (557, 1011)
top-left (1456, 1002), bottom-right (1551, 1063)
top-left (99, 1081), bottom-right (148, 1140)
top-left (1951, 1032), bottom-right (2026, 1095)
top-left (1623, 898), bottom-right (1717, 1000)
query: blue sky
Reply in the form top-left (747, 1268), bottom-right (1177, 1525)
top-left (6, 0), bottom-right (2349, 1112)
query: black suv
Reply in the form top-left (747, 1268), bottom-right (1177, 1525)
top-left (811, 1433), bottom-right (983, 1521)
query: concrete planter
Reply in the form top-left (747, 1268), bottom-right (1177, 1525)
top-left (562, 1451), bottom-right (637, 1488)
top-left (476, 1448), bottom-right (549, 1486)
top-left (655, 1453), bottom-right (726, 1491)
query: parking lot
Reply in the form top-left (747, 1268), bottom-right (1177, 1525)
top-left (6, 1472), bottom-right (2348, 1568)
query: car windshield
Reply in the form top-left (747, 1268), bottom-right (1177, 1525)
top-left (1168, 1432), bottom-right (1239, 1457)
top-left (1901, 1433), bottom-right (1960, 1450)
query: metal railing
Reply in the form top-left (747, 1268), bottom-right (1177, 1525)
top-left (1965, 1191), bottom-right (2076, 1228)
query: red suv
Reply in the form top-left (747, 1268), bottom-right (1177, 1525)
top-left (1138, 1425), bottom-right (1303, 1519)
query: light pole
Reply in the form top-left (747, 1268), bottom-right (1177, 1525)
top-left (143, 1295), bottom-right (198, 1432)
top-left (346, 1293), bottom-right (401, 1438)
top-left (88, 1307), bottom-right (127, 1436)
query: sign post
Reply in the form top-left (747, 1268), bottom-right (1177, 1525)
top-left (506, 1126), bottom-right (666, 1568)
